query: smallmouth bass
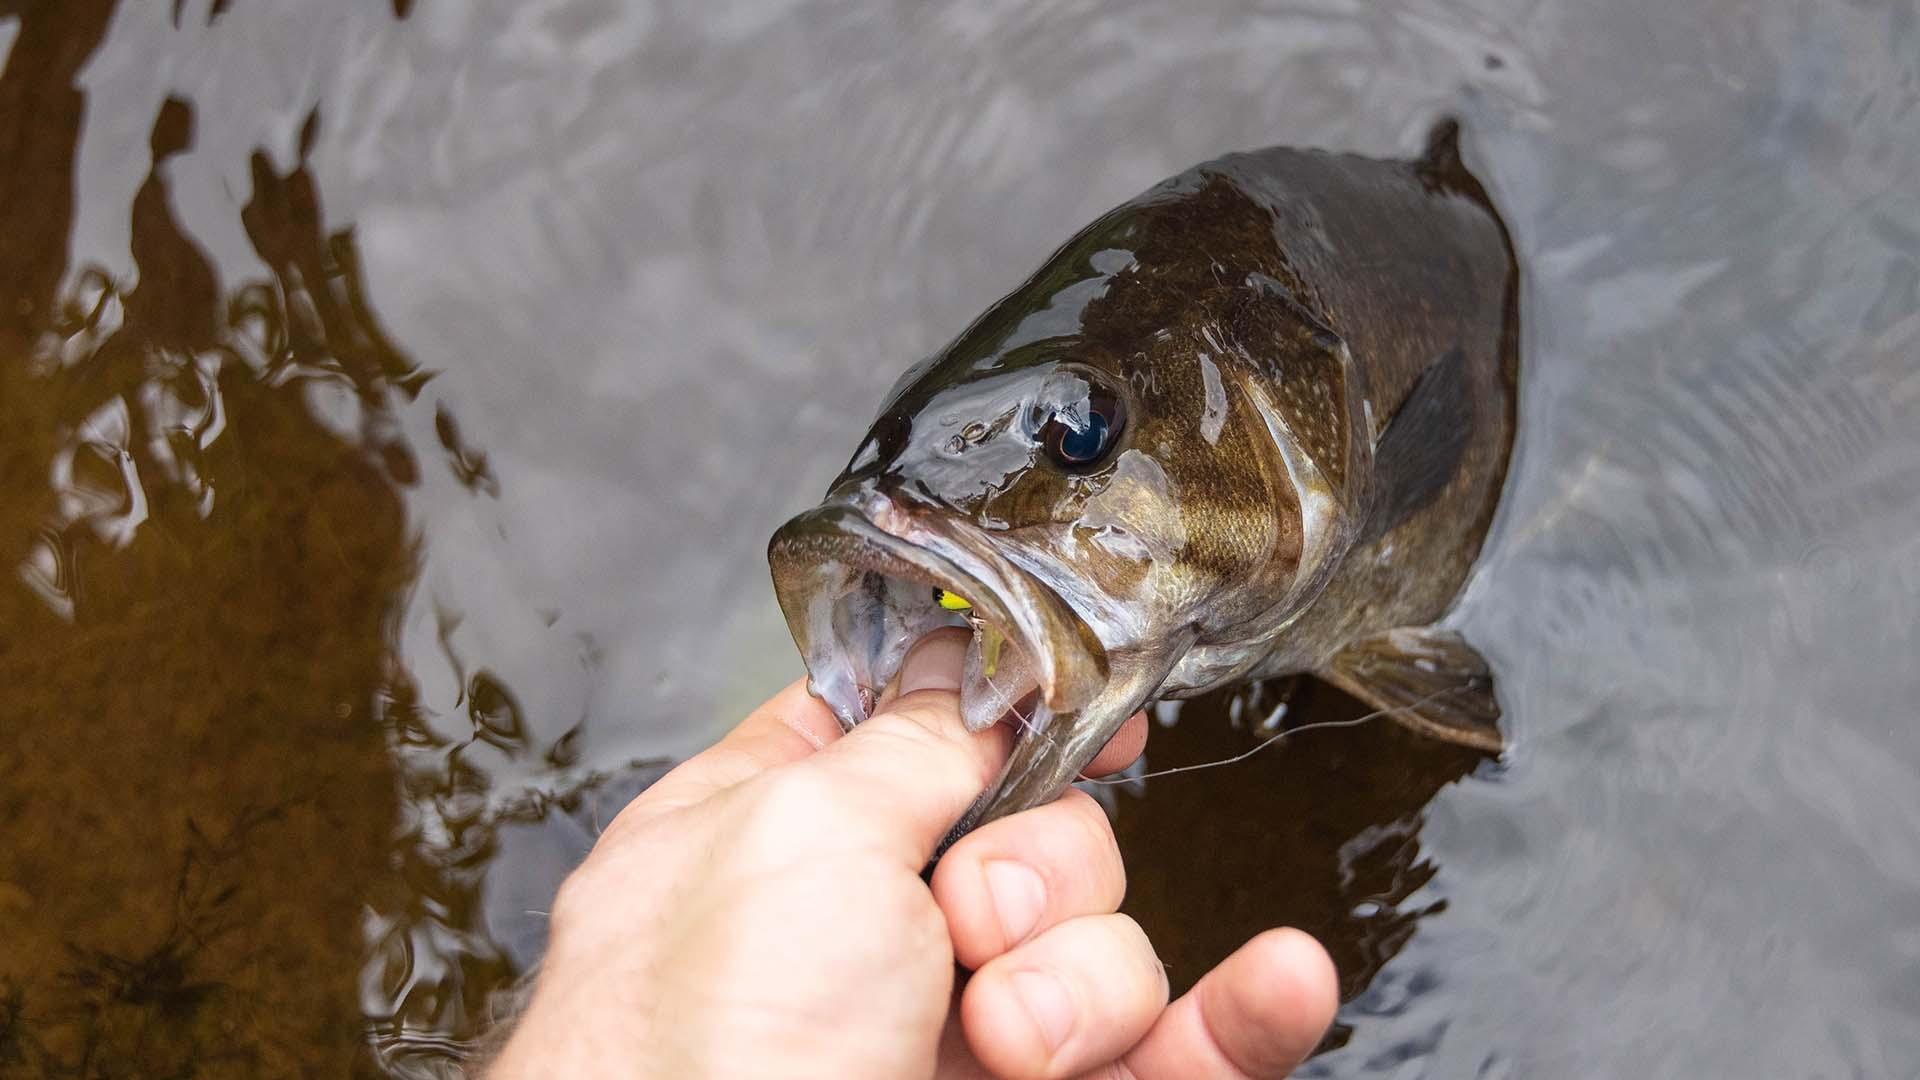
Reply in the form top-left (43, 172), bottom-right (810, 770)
top-left (768, 121), bottom-right (1518, 847)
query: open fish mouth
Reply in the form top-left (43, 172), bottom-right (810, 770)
top-left (767, 488), bottom-right (1108, 743)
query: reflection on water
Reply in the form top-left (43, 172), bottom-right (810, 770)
top-left (2, 0), bottom-right (1917, 1075)
top-left (0, 10), bottom-right (412, 1073)
top-left (0, 5), bottom-right (659, 1073)
top-left (1112, 679), bottom-right (1489, 1055)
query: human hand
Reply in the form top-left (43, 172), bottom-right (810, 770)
top-left (487, 628), bottom-right (1338, 1079)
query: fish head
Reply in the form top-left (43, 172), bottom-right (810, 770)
top-left (765, 353), bottom-right (1143, 737)
top-left (768, 168), bottom-right (1369, 834)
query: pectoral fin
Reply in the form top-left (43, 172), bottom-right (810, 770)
top-left (1359, 347), bottom-right (1473, 546)
top-left (1318, 627), bottom-right (1504, 753)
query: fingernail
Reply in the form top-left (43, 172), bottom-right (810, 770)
top-left (1011, 970), bottom-right (1075, 1052)
top-left (897, 631), bottom-right (966, 695)
top-left (984, 859), bottom-right (1045, 944)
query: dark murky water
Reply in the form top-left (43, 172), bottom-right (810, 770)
top-left (2, 1), bottom-right (1917, 1076)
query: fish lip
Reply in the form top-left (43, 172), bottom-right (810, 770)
top-left (768, 489), bottom-right (1107, 727)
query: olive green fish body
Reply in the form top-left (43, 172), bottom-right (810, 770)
top-left (769, 122), bottom-right (1518, 845)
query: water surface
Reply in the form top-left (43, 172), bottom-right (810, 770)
top-left (2, 0), bottom-right (1916, 1075)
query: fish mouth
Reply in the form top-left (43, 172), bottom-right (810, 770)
top-left (767, 488), bottom-right (1108, 741)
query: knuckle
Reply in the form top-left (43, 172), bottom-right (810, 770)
top-left (752, 765), bottom-right (847, 822)
top-left (873, 694), bottom-right (962, 746)
top-left (1100, 915), bottom-right (1167, 1000)
top-left (905, 888), bottom-right (955, 955)
top-left (1060, 793), bottom-right (1126, 900)
top-left (729, 766), bottom-right (853, 851)
top-left (1068, 791), bottom-right (1123, 856)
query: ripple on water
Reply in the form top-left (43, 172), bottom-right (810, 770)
top-left (2, 0), bottom-right (1918, 1075)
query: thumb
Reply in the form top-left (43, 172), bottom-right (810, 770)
top-left (801, 627), bottom-right (1013, 867)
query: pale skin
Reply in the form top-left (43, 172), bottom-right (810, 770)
top-left (487, 628), bottom-right (1339, 1079)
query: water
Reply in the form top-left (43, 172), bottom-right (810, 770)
top-left (1, 0), bottom-right (1916, 1075)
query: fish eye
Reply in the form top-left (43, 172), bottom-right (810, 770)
top-left (1040, 385), bottom-right (1127, 471)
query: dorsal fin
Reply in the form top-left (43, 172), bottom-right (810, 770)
top-left (1414, 118), bottom-right (1468, 194)
top-left (1359, 348), bottom-right (1472, 545)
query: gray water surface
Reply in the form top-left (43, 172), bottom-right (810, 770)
top-left (3, 0), bottom-right (1916, 1075)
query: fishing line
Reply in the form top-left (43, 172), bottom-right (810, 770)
top-left (1080, 685), bottom-right (1468, 785)
top-left (983, 663), bottom-right (1054, 746)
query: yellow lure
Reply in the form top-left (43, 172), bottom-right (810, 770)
top-left (933, 588), bottom-right (1001, 676)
